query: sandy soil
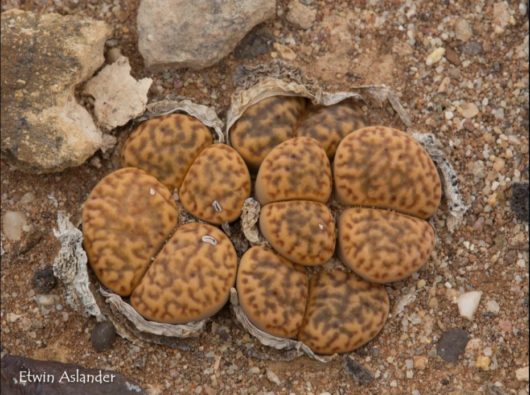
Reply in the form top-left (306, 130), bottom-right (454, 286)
top-left (1, 1), bottom-right (528, 394)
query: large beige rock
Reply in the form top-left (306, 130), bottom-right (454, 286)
top-left (84, 56), bottom-right (152, 131)
top-left (137, 0), bottom-right (276, 69)
top-left (1, 10), bottom-right (112, 173)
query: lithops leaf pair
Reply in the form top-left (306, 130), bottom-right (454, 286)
top-left (83, 112), bottom-right (250, 324)
top-left (334, 126), bottom-right (441, 283)
top-left (256, 136), bottom-right (335, 266)
top-left (237, 246), bottom-right (390, 354)
top-left (229, 96), bottom-right (366, 170)
top-left (123, 113), bottom-right (251, 224)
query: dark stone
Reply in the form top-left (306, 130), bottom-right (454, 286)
top-left (234, 26), bottom-right (274, 59)
top-left (1, 354), bottom-right (146, 394)
top-left (91, 321), bottom-right (117, 352)
top-left (461, 41), bottom-right (483, 56)
top-left (510, 182), bottom-right (529, 223)
top-left (32, 266), bottom-right (57, 294)
top-left (437, 328), bottom-right (469, 362)
top-left (445, 47), bottom-right (461, 65)
top-left (343, 356), bottom-right (374, 385)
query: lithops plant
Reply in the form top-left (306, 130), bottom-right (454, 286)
top-left (295, 103), bottom-right (366, 158)
top-left (122, 113), bottom-right (213, 190)
top-left (338, 207), bottom-right (436, 283)
top-left (259, 201), bottom-right (335, 266)
top-left (255, 136), bottom-right (332, 206)
top-left (82, 168), bottom-right (178, 296)
top-left (83, 168), bottom-right (239, 324)
top-left (233, 93), bottom-right (442, 356)
top-left (130, 223), bottom-right (237, 324)
top-left (229, 96), bottom-right (307, 170)
top-left (236, 247), bottom-right (389, 354)
top-left (236, 246), bottom-right (309, 338)
top-left (334, 126), bottom-right (442, 219)
top-left (83, 111), bottom-right (249, 324)
top-left (179, 144), bottom-right (251, 224)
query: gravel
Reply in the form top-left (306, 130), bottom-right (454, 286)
top-left (437, 329), bottom-right (470, 362)
top-left (91, 321), bottom-right (117, 352)
top-left (31, 267), bottom-right (57, 294)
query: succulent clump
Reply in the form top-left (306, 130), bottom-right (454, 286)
top-left (230, 97), bottom-right (442, 355)
top-left (83, 112), bottom-right (248, 324)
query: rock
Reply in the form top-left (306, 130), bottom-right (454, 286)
top-left (510, 182), bottom-right (529, 222)
top-left (426, 47), bottom-right (445, 65)
top-left (32, 267), bottom-right (58, 294)
top-left (83, 56), bottom-right (152, 131)
top-left (343, 356), bottom-right (374, 385)
top-left (457, 103), bottom-right (479, 119)
top-left (516, 35), bottom-right (529, 59)
top-left (91, 321), bottom-right (117, 352)
top-left (234, 28), bottom-right (274, 59)
top-left (458, 291), bottom-right (482, 320)
top-left (493, 2), bottom-right (511, 34)
top-left (0, 354), bottom-right (146, 394)
top-left (273, 42), bottom-right (297, 61)
top-left (286, 0), bottom-right (317, 29)
top-left (454, 18), bottom-right (473, 41)
top-left (445, 47), bottom-right (461, 65)
top-left (266, 369), bottom-right (281, 385)
top-left (1, 10), bottom-right (112, 173)
top-left (462, 41), bottom-right (483, 56)
top-left (2, 211), bottom-right (27, 242)
top-left (476, 355), bottom-right (491, 370)
top-left (437, 328), bottom-right (469, 362)
top-left (413, 356), bottom-right (428, 370)
top-left (137, 0), bottom-right (276, 69)
top-left (516, 366), bottom-right (529, 382)
top-left (485, 300), bottom-right (500, 315)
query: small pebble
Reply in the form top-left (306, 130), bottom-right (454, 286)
top-left (437, 328), bottom-right (469, 362)
top-left (32, 266), bottom-right (57, 294)
top-left (266, 369), bottom-right (281, 385)
top-left (426, 47), bottom-right (445, 65)
top-left (486, 300), bottom-right (500, 315)
top-left (2, 211), bottom-right (27, 242)
top-left (475, 355), bottom-right (491, 370)
top-left (91, 321), bottom-right (117, 352)
top-left (248, 367), bottom-right (260, 375)
top-left (413, 356), bottom-right (428, 370)
top-left (457, 103), bottom-right (479, 119)
top-left (343, 356), bottom-right (374, 385)
top-left (286, 0), bottom-right (317, 29)
top-left (461, 41), bottom-right (483, 56)
top-left (457, 291), bottom-right (482, 320)
top-left (454, 18), bottom-right (473, 41)
top-left (516, 366), bottom-right (529, 382)
top-left (510, 182), bottom-right (529, 222)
